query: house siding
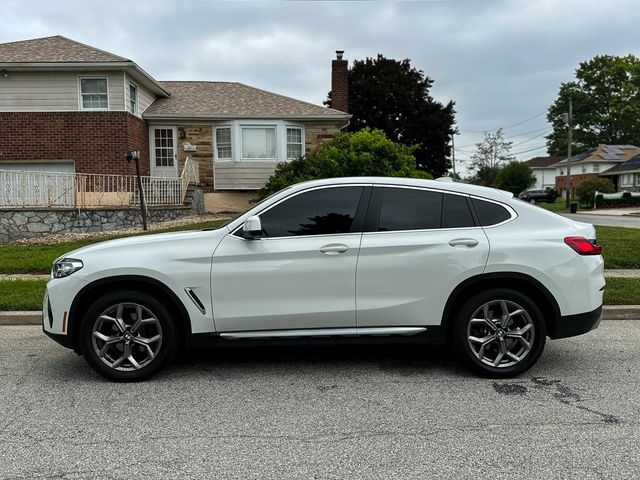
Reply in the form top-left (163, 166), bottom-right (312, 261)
top-left (124, 74), bottom-right (156, 115)
top-left (0, 111), bottom-right (149, 175)
top-left (0, 71), bottom-right (125, 111)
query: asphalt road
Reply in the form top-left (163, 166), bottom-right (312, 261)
top-left (561, 212), bottom-right (640, 228)
top-left (1, 323), bottom-right (640, 479)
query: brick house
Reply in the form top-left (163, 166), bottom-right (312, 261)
top-left (552, 145), bottom-right (640, 196)
top-left (0, 36), bottom-right (350, 200)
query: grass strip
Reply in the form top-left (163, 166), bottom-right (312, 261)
top-left (0, 279), bottom-right (47, 311)
top-left (595, 226), bottom-right (640, 269)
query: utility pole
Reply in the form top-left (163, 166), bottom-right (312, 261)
top-left (451, 129), bottom-right (458, 177)
top-left (564, 98), bottom-right (573, 209)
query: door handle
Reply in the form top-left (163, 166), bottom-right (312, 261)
top-left (319, 244), bottom-right (349, 255)
top-left (448, 238), bottom-right (478, 248)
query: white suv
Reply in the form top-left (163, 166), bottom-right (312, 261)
top-left (43, 177), bottom-right (604, 381)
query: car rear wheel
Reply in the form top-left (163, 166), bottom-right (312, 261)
top-left (453, 288), bottom-right (546, 378)
top-left (529, 198), bottom-right (536, 204)
top-left (79, 290), bottom-right (176, 381)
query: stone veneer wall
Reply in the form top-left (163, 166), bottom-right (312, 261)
top-left (177, 126), bottom-right (214, 188)
top-left (0, 187), bottom-right (204, 243)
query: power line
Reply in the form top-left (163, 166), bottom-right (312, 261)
top-left (511, 144), bottom-right (548, 156)
top-left (458, 112), bottom-right (547, 134)
top-left (511, 128), bottom-right (553, 147)
top-left (455, 126), bottom-right (552, 149)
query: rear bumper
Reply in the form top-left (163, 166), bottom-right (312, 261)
top-left (550, 305), bottom-right (602, 339)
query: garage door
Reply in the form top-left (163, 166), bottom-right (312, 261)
top-left (0, 161), bottom-right (75, 207)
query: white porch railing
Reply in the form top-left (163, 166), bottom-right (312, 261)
top-left (0, 157), bottom-right (199, 208)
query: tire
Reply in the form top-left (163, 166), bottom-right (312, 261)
top-left (453, 288), bottom-right (546, 378)
top-left (529, 198), bottom-right (536, 204)
top-left (79, 289), bottom-right (176, 381)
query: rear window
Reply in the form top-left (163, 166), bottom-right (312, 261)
top-left (442, 194), bottom-right (475, 228)
top-left (378, 188), bottom-right (442, 231)
top-left (472, 198), bottom-right (512, 226)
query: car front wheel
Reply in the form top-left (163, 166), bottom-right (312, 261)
top-left (454, 288), bottom-right (546, 378)
top-left (79, 290), bottom-right (176, 381)
top-left (529, 198), bottom-right (536, 204)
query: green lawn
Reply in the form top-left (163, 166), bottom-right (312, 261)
top-left (0, 219), bottom-right (227, 275)
top-left (595, 226), bottom-right (640, 269)
top-left (602, 278), bottom-right (640, 305)
top-left (2, 277), bottom-right (638, 311)
top-left (537, 198), bottom-right (569, 212)
top-left (0, 279), bottom-right (46, 311)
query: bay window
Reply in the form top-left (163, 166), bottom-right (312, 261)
top-left (214, 121), bottom-right (304, 163)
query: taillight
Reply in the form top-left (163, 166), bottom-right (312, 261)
top-left (564, 236), bottom-right (602, 255)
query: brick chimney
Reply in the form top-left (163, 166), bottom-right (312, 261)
top-left (331, 50), bottom-right (348, 113)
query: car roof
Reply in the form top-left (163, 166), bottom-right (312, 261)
top-left (290, 176), bottom-right (514, 202)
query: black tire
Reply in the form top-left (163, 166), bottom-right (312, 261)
top-left (453, 288), bottom-right (546, 378)
top-left (79, 289), bottom-right (176, 381)
top-left (529, 198), bottom-right (536, 204)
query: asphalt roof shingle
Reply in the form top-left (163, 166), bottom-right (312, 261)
top-left (555, 144), bottom-right (640, 166)
top-left (144, 81), bottom-right (349, 118)
top-left (0, 35), bottom-right (129, 63)
top-left (604, 154), bottom-right (640, 174)
top-left (526, 156), bottom-right (564, 168)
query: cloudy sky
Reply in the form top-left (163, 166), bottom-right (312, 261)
top-left (2, 0), bottom-right (638, 172)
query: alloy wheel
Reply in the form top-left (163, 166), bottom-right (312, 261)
top-left (91, 303), bottom-right (162, 372)
top-left (466, 300), bottom-right (534, 368)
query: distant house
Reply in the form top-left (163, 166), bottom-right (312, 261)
top-left (0, 35), bottom-right (350, 196)
top-left (551, 145), bottom-right (640, 196)
top-left (525, 156), bottom-right (563, 190)
top-left (601, 154), bottom-right (640, 192)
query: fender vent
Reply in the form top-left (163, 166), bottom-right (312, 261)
top-left (185, 288), bottom-right (206, 314)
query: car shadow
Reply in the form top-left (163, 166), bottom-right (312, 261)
top-left (167, 342), bottom-right (469, 379)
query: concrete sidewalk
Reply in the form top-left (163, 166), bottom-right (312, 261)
top-left (2, 306), bottom-right (639, 326)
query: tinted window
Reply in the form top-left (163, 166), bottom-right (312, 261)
top-left (259, 186), bottom-right (363, 237)
top-left (442, 194), bottom-right (475, 228)
top-left (378, 187), bottom-right (442, 231)
top-left (472, 198), bottom-right (512, 226)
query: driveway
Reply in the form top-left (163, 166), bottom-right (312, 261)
top-left (2, 323), bottom-right (640, 479)
top-left (561, 212), bottom-right (640, 228)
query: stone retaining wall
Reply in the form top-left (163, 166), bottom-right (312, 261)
top-left (0, 186), bottom-right (205, 243)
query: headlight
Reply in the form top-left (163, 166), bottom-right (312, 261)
top-left (52, 258), bottom-right (84, 278)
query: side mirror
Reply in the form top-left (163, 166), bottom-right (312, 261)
top-left (242, 215), bottom-right (263, 239)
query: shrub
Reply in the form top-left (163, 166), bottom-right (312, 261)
top-left (494, 161), bottom-right (536, 195)
top-left (576, 177), bottom-right (615, 207)
top-left (256, 128), bottom-right (431, 200)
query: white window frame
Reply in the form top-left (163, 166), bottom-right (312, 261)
top-left (213, 121), bottom-right (304, 164)
top-left (128, 81), bottom-right (138, 115)
top-left (240, 124), bottom-right (278, 161)
top-left (214, 125), bottom-right (233, 163)
top-left (581, 165), bottom-right (588, 174)
top-left (621, 174), bottom-right (633, 187)
top-left (286, 126), bottom-right (304, 160)
top-left (593, 164), bottom-right (600, 173)
top-left (78, 76), bottom-right (109, 111)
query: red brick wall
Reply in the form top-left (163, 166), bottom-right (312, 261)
top-left (555, 173), bottom-right (598, 196)
top-left (0, 112), bottom-right (149, 175)
top-left (331, 55), bottom-right (349, 113)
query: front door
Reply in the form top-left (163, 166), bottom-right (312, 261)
top-left (211, 185), bottom-right (367, 333)
top-left (150, 127), bottom-right (178, 177)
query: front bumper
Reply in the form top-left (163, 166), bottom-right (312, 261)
top-left (550, 305), bottom-right (603, 339)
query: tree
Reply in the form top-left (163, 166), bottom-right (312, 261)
top-left (466, 165), bottom-right (503, 187)
top-left (575, 177), bottom-right (615, 207)
top-left (326, 54), bottom-right (456, 178)
top-left (494, 161), bottom-right (536, 196)
top-left (256, 128), bottom-right (430, 199)
top-left (470, 128), bottom-right (514, 171)
top-left (546, 55), bottom-right (640, 155)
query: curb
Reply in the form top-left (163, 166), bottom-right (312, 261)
top-left (1, 306), bottom-right (639, 326)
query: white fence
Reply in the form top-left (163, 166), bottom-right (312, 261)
top-left (598, 191), bottom-right (640, 199)
top-left (0, 158), bottom-right (199, 208)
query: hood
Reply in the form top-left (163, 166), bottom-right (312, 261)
top-left (60, 227), bottom-right (229, 260)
